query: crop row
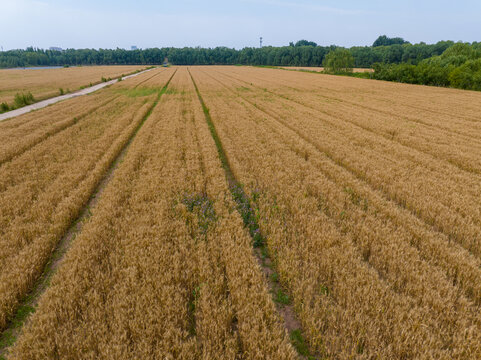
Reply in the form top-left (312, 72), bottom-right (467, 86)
top-left (189, 66), bottom-right (481, 358)
top-left (0, 68), bottom-right (173, 332)
top-left (212, 66), bottom-right (481, 268)
top-left (8, 68), bottom-right (296, 359)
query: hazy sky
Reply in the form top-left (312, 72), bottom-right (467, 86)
top-left (1, 0), bottom-right (480, 50)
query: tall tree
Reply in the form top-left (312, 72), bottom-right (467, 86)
top-left (294, 40), bottom-right (318, 47)
top-left (373, 35), bottom-right (409, 47)
top-left (323, 49), bottom-right (354, 73)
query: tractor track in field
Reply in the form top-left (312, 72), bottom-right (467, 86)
top-left (225, 68), bottom-right (481, 149)
top-left (205, 68), bottom-right (481, 254)
top-left (0, 95), bottom-right (122, 167)
top-left (0, 67), bottom-right (156, 122)
top-left (0, 69), bottom-right (177, 359)
top-left (133, 68), bottom-right (166, 88)
top-left (188, 68), bottom-right (316, 360)
top-left (214, 68), bottom-right (481, 175)
top-left (249, 66), bottom-right (481, 128)
top-left (197, 67), bottom-right (481, 307)
top-left (0, 69), bottom-right (169, 168)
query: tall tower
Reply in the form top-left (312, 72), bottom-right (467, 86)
top-left (260, 37), bottom-right (263, 48)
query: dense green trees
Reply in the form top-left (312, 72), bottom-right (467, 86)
top-left (0, 38), bottom-right (461, 69)
top-left (323, 48), bottom-right (354, 73)
top-left (373, 42), bottom-right (481, 90)
top-left (373, 35), bottom-right (409, 47)
top-left (349, 41), bottom-right (454, 67)
top-left (290, 40), bottom-right (318, 47)
top-left (0, 46), bottom-right (332, 68)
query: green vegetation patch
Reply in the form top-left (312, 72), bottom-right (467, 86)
top-left (324, 48), bottom-right (355, 74)
top-left (373, 42), bottom-right (481, 91)
top-left (187, 285), bottom-right (202, 336)
top-left (0, 102), bottom-right (9, 113)
top-left (0, 92), bottom-right (36, 113)
top-left (118, 87), bottom-right (159, 98)
top-left (0, 305), bottom-right (35, 356)
top-left (290, 329), bottom-right (311, 357)
top-left (273, 288), bottom-right (290, 305)
top-left (181, 192), bottom-right (217, 235)
top-left (13, 92), bottom-right (35, 108)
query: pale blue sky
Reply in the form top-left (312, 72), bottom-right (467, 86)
top-left (1, 0), bottom-right (480, 50)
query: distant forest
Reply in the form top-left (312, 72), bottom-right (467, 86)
top-left (2, 36), bottom-right (480, 91)
top-left (0, 36), bottom-right (461, 69)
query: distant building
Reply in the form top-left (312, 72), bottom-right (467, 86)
top-left (49, 47), bottom-right (63, 51)
top-left (131, 46), bottom-right (138, 50)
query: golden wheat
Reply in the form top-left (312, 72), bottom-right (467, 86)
top-left (214, 66), bottom-right (481, 258)
top-left (5, 65), bottom-right (481, 358)
top-left (8, 67), bottom-right (296, 359)
top-left (0, 65), bottom-right (148, 106)
top-left (0, 68), bottom-right (174, 331)
top-left (188, 66), bottom-right (481, 358)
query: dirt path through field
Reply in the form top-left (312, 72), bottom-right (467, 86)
top-left (0, 68), bottom-right (156, 122)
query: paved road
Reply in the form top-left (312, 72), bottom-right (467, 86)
top-left (0, 68), bottom-right (156, 122)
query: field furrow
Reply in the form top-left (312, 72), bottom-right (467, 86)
top-left (6, 67), bottom-right (296, 360)
top-left (198, 67), bottom-right (481, 306)
top-left (0, 68), bottom-right (164, 165)
top-left (207, 66), bottom-right (481, 260)
top-left (230, 66), bottom-right (481, 124)
top-left (0, 68), bottom-right (174, 331)
top-left (2, 65), bottom-right (481, 358)
top-left (213, 69), bottom-right (481, 186)
top-left (189, 66), bottom-right (481, 358)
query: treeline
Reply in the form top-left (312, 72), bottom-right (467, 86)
top-left (0, 37), bottom-right (459, 69)
top-left (373, 43), bottom-right (481, 91)
top-left (2, 37), bottom-right (480, 92)
top-left (0, 46), bottom-right (328, 68)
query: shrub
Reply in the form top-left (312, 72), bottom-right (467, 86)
top-left (0, 102), bottom-right (9, 112)
top-left (13, 92), bottom-right (35, 108)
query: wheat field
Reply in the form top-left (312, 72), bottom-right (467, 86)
top-left (0, 65), bottom-right (147, 108)
top-left (1, 66), bottom-right (481, 359)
